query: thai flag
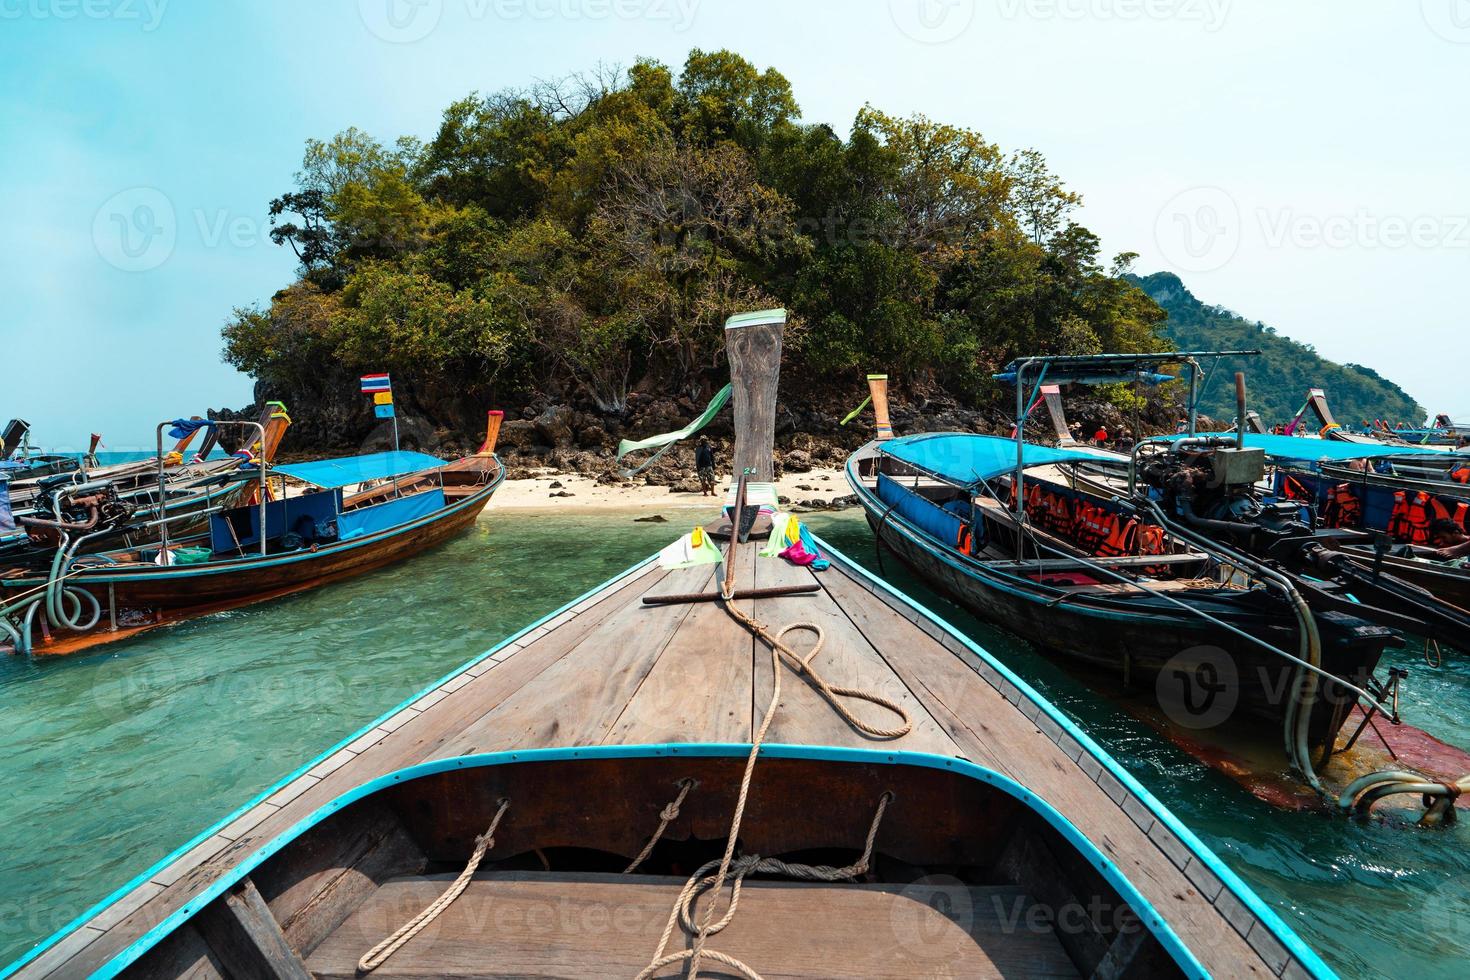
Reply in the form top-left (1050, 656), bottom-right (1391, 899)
top-left (360, 373), bottom-right (391, 394)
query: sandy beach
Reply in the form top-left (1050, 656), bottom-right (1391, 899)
top-left (487, 466), bottom-right (851, 511)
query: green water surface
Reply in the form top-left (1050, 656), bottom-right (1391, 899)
top-left (1, 508), bottom-right (1465, 977)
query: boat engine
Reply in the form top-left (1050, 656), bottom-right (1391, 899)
top-left (21, 476), bottom-right (134, 547)
top-left (1137, 440), bottom-right (1310, 549)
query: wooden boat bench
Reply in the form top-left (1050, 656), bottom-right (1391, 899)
top-left (305, 871), bottom-right (1081, 979)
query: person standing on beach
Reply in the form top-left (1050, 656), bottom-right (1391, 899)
top-left (695, 437), bottom-right (717, 496)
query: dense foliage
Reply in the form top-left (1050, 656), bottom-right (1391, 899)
top-left (223, 51), bottom-right (1169, 437)
top-left (1135, 273), bottom-right (1424, 426)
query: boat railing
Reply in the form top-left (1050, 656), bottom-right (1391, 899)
top-left (156, 420), bottom-right (266, 559)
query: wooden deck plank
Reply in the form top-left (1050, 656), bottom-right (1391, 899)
top-left (603, 548), bottom-right (757, 746)
top-left (818, 567), bottom-right (1269, 977)
top-left (436, 563), bottom-right (719, 754)
top-left (750, 557), bottom-right (958, 756)
top-left (304, 872), bottom-right (1080, 980)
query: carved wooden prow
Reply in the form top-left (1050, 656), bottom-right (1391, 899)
top-left (724, 308), bottom-right (786, 483)
top-left (259, 402), bottom-right (292, 464)
top-left (478, 410), bottom-right (505, 455)
top-left (867, 374), bottom-right (893, 441)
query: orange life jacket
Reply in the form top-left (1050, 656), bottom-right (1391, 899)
top-left (1322, 483), bottom-right (1362, 529)
top-left (1388, 490), bottom-right (1437, 544)
top-left (1072, 502), bottom-right (1112, 552)
top-left (956, 523), bottom-right (975, 555)
top-left (1095, 515), bottom-right (1138, 558)
top-left (1451, 466), bottom-right (1470, 485)
top-left (1042, 491), bottom-right (1075, 536)
top-left (1025, 483), bottom-right (1044, 519)
top-left (1279, 475), bottom-right (1311, 501)
top-left (1137, 523), bottom-right (1169, 575)
top-left (1451, 501), bottom-right (1470, 532)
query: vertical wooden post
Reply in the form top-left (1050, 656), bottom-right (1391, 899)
top-left (867, 374), bottom-right (892, 441)
top-left (480, 410), bottom-right (505, 455)
top-left (724, 309), bottom-right (787, 483)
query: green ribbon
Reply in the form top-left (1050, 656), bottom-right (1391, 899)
top-left (615, 383), bottom-right (733, 468)
top-left (839, 395), bottom-right (872, 427)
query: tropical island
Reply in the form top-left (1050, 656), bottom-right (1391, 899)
top-left (221, 50), bottom-right (1424, 480)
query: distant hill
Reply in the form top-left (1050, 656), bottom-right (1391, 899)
top-left (1131, 272), bottom-right (1424, 427)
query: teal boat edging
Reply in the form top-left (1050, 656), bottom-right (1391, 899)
top-left (81, 744), bottom-right (1213, 980)
top-left (822, 484), bottom-right (1334, 977)
top-left (0, 547), bottom-right (655, 980)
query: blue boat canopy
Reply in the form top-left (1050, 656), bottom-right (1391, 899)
top-left (879, 433), bottom-right (1115, 488)
top-left (993, 369), bottom-right (1175, 387)
top-left (1165, 433), bottom-right (1443, 463)
top-left (272, 451), bottom-right (446, 488)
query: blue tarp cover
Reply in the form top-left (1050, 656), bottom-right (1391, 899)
top-left (210, 488), bottom-right (343, 553)
top-left (877, 472), bottom-right (970, 547)
top-left (1164, 433), bottom-right (1443, 463)
top-left (992, 370), bottom-right (1174, 387)
top-left (338, 487), bottom-right (445, 540)
top-left (273, 451), bottom-right (446, 489)
top-left (879, 433), bottom-right (1114, 488)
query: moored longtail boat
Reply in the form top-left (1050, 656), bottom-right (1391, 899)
top-left (0, 404), bottom-right (295, 572)
top-left (849, 357), bottom-right (1470, 820)
top-left (0, 412), bottom-right (504, 657)
top-left (0, 419), bottom-right (79, 482)
top-left (2, 312), bottom-right (1328, 979)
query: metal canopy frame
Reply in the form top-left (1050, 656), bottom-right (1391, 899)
top-left (155, 420), bottom-right (268, 559)
top-left (1003, 349), bottom-right (1261, 550)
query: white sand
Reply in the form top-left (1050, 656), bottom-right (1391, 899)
top-left (487, 466), bottom-right (850, 512)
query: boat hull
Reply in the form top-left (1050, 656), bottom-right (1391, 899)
top-left (849, 463), bottom-right (1388, 751)
top-left (2, 474), bottom-right (500, 655)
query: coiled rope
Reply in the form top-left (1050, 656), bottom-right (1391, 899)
top-left (633, 573), bottom-right (910, 980)
top-left (634, 793), bottom-right (894, 980)
top-left (357, 798), bottom-right (510, 975)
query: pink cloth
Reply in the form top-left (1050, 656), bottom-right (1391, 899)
top-left (779, 540), bottom-right (818, 566)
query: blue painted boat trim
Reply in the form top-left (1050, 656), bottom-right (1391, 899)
top-left (836, 461), bottom-right (1333, 978)
top-left (86, 745), bottom-right (1213, 980)
top-left (0, 547), bottom-right (654, 979)
top-left (0, 466), bottom-right (504, 588)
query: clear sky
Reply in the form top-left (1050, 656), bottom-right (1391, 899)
top-left (3, 0), bottom-right (1466, 450)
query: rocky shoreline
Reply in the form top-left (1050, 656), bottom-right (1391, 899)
top-left (233, 380), bottom-right (1191, 499)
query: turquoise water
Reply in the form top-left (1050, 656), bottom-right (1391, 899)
top-left (1, 508), bottom-right (1466, 976)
